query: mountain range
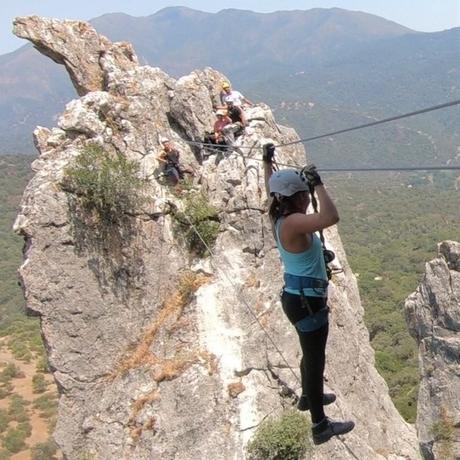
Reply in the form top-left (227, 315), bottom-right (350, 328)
top-left (1, 6), bottom-right (459, 168)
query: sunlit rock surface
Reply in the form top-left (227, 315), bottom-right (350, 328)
top-left (406, 241), bottom-right (460, 460)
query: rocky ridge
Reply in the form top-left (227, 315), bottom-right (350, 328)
top-left (405, 241), bottom-right (460, 460)
top-left (13, 16), bottom-right (420, 460)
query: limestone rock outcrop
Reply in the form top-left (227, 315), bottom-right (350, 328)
top-left (13, 16), bottom-right (138, 96)
top-left (405, 241), bottom-right (460, 460)
top-left (14, 16), bottom-right (420, 460)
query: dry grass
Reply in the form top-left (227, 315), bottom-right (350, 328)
top-left (143, 417), bottom-right (156, 431)
top-left (114, 271), bottom-right (218, 444)
top-left (198, 351), bottom-right (219, 376)
top-left (112, 271), bottom-right (211, 378)
top-left (151, 349), bottom-right (219, 383)
top-left (128, 391), bottom-right (159, 441)
top-left (129, 416), bottom-right (157, 442)
top-left (244, 273), bottom-right (260, 289)
top-left (130, 426), bottom-right (143, 441)
top-left (127, 348), bottom-right (220, 443)
top-left (152, 355), bottom-right (198, 383)
top-left (128, 390), bottom-right (160, 424)
top-left (228, 381), bottom-right (245, 398)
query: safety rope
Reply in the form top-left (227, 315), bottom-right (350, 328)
top-left (177, 209), bottom-right (301, 386)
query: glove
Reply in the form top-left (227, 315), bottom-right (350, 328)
top-left (301, 164), bottom-right (323, 187)
top-left (262, 143), bottom-right (276, 164)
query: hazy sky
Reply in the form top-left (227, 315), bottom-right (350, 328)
top-left (2, 0), bottom-right (459, 55)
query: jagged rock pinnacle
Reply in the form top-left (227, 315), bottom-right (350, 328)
top-left (405, 240), bottom-right (460, 460)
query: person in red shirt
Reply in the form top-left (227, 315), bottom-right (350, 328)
top-left (213, 109), bottom-right (231, 141)
top-left (203, 109), bottom-right (231, 152)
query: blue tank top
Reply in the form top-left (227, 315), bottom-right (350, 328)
top-left (275, 217), bottom-right (328, 297)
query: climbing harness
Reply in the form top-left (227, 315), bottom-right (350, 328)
top-left (283, 273), bottom-right (328, 291)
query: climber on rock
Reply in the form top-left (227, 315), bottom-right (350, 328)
top-left (203, 109), bottom-right (232, 153)
top-left (221, 99), bottom-right (246, 144)
top-left (157, 137), bottom-right (194, 186)
top-left (219, 80), bottom-right (253, 107)
top-left (262, 143), bottom-right (354, 445)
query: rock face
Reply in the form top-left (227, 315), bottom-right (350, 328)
top-left (405, 241), bottom-right (460, 460)
top-left (14, 16), bottom-right (420, 460)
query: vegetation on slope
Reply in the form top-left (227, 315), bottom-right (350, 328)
top-left (328, 171), bottom-right (460, 422)
top-left (0, 155), bottom-right (59, 458)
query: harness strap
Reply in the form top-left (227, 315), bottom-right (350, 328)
top-left (283, 273), bottom-right (329, 290)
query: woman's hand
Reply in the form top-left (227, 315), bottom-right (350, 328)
top-left (301, 165), bottom-right (323, 187)
top-left (263, 143), bottom-right (276, 164)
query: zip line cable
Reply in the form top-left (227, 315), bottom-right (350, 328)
top-left (232, 153), bottom-right (460, 172)
top-left (314, 166), bottom-right (460, 172)
top-left (162, 98), bottom-right (460, 355)
top-left (275, 98), bottom-right (460, 148)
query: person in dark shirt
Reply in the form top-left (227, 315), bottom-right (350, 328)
top-left (222, 99), bottom-right (246, 144)
top-left (157, 138), bottom-right (193, 185)
top-left (226, 99), bottom-right (246, 125)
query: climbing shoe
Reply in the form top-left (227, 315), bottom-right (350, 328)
top-left (297, 393), bottom-right (336, 411)
top-left (312, 417), bottom-right (355, 445)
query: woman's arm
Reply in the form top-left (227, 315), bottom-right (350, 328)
top-left (286, 185), bottom-right (339, 235)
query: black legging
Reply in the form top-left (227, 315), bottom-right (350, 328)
top-left (281, 290), bottom-right (329, 424)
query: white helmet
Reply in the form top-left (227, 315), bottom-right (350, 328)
top-left (268, 169), bottom-right (309, 197)
top-left (159, 136), bottom-right (170, 144)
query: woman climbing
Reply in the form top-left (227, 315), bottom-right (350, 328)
top-left (262, 143), bottom-right (354, 445)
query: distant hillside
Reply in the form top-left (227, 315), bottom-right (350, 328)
top-left (90, 7), bottom-right (413, 77)
top-left (257, 27), bottom-right (460, 168)
top-left (0, 46), bottom-right (72, 154)
top-left (0, 7), bottom-right (414, 154)
top-left (3, 7), bottom-right (460, 167)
